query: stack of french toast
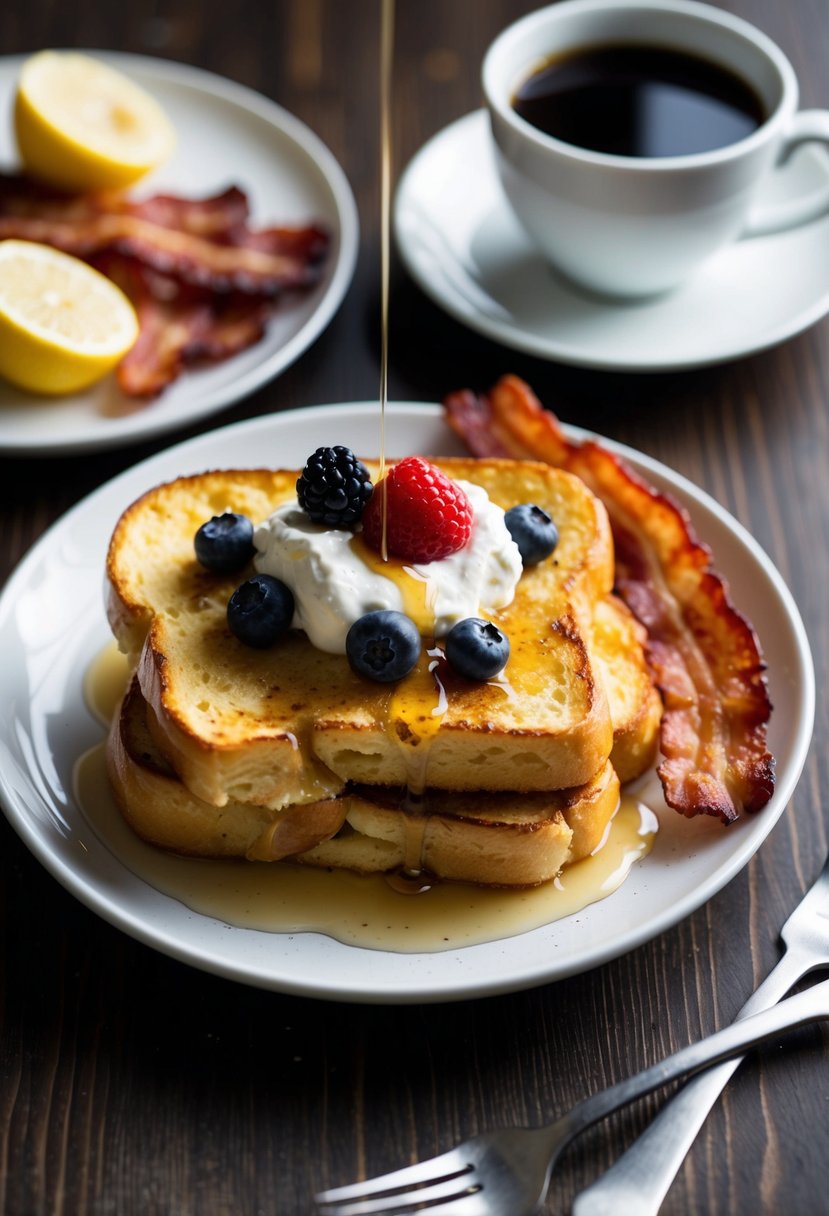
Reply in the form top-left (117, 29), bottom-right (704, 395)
top-left (104, 456), bottom-right (662, 887)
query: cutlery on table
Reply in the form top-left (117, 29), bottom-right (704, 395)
top-left (572, 847), bottom-right (829, 1216)
top-left (314, 974), bottom-right (829, 1216)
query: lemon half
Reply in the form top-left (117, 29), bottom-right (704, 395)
top-left (0, 240), bottom-right (140, 395)
top-left (15, 50), bottom-right (176, 192)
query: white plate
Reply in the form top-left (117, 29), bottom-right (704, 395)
top-left (0, 403), bottom-right (814, 1003)
top-left (0, 53), bottom-right (358, 455)
top-left (394, 110), bottom-right (829, 372)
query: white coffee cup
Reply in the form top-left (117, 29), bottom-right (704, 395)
top-left (482, 0), bottom-right (829, 297)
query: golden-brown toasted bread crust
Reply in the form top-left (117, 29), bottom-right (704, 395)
top-left (593, 595), bottom-right (662, 783)
top-left (108, 677), bottom-right (620, 886)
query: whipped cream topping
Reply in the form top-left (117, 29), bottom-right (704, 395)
top-left (253, 480), bottom-right (522, 654)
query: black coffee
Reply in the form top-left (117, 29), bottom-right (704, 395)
top-left (512, 44), bottom-right (766, 157)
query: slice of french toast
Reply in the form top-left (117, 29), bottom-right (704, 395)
top-left (107, 460), bottom-right (613, 664)
top-left (593, 595), bottom-right (662, 784)
top-left (106, 459), bottom-right (622, 810)
top-left (108, 675), bottom-right (622, 886)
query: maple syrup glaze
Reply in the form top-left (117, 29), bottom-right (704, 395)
top-left (83, 639), bottom-right (132, 725)
top-left (349, 534), bottom-right (433, 631)
top-left (80, 642), bottom-right (657, 952)
top-left (388, 646), bottom-right (448, 878)
top-left (377, 0), bottom-right (394, 559)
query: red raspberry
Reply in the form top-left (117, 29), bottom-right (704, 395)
top-left (362, 457), bottom-right (473, 562)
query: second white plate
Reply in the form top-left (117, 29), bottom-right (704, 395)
top-left (0, 403), bottom-right (814, 1002)
top-left (0, 53), bottom-right (359, 455)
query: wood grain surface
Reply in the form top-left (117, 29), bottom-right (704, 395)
top-left (1, 2), bottom-right (828, 1213)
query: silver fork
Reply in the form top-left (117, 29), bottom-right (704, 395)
top-left (572, 848), bottom-right (829, 1216)
top-left (314, 976), bottom-right (829, 1216)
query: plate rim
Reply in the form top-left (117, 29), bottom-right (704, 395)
top-left (0, 51), bottom-right (360, 456)
top-left (394, 108), bottom-right (829, 373)
top-left (0, 401), bottom-right (816, 1003)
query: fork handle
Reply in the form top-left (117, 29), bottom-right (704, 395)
top-left (557, 974), bottom-right (829, 1152)
top-left (570, 948), bottom-right (810, 1216)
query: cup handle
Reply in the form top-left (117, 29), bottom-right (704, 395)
top-left (742, 110), bottom-right (829, 237)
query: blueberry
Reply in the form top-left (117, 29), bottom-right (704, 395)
top-left (504, 503), bottom-right (559, 566)
top-left (227, 574), bottom-right (295, 648)
top-left (445, 618), bottom-right (510, 680)
top-left (195, 512), bottom-right (255, 574)
top-left (346, 610), bottom-right (420, 682)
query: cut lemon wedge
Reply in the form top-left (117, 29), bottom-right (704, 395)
top-left (0, 240), bottom-right (140, 395)
top-left (14, 50), bottom-right (175, 192)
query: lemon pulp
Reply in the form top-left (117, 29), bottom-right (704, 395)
top-left (14, 50), bottom-right (175, 192)
top-left (0, 239), bottom-right (139, 395)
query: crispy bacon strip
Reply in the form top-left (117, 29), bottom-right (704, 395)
top-left (0, 209), bottom-right (325, 295)
top-left (94, 255), bottom-right (271, 398)
top-left (117, 294), bottom-right (270, 398)
top-left (0, 173), bottom-right (328, 294)
top-left (444, 375), bottom-right (775, 823)
top-left (0, 173), bottom-right (330, 398)
top-left (121, 187), bottom-right (251, 236)
top-left (0, 175), bottom-right (251, 236)
top-left (230, 223), bottom-right (331, 262)
top-left (0, 176), bottom-right (329, 255)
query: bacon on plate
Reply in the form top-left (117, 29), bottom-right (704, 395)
top-left (93, 255), bottom-right (272, 399)
top-left (444, 374), bottom-right (775, 824)
top-left (0, 173), bottom-right (330, 397)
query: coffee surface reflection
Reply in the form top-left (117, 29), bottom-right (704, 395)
top-left (512, 44), bottom-right (766, 158)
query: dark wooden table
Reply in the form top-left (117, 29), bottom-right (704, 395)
top-left (1, 2), bottom-right (828, 1213)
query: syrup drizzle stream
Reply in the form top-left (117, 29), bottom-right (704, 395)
top-left (378, 0), bottom-right (394, 562)
top-left (375, 0), bottom-right (439, 884)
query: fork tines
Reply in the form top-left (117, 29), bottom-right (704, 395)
top-left (314, 1149), bottom-right (481, 1214)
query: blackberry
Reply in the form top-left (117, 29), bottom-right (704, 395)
top-left (297, 446), bottom-right (373, 527)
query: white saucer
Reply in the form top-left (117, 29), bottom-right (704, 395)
top-left (394, 110), bottom-right (829, 372)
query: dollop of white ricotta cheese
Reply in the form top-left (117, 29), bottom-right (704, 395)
top-left (253, 480), bottom-right (522, 653)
